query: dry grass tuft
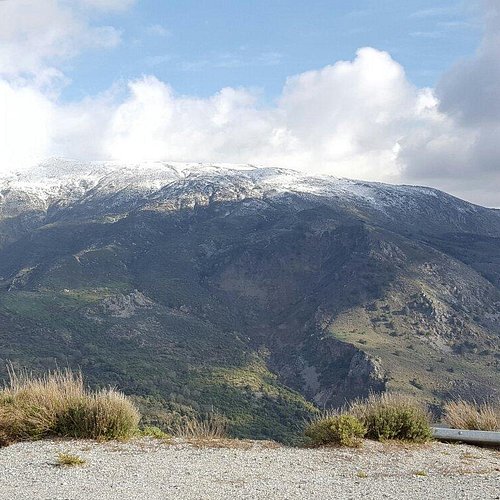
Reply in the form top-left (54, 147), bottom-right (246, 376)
top-left (56, 452), bottom-right (86, 467)
top-left (170, 413), bottom-right (228, 440)
top-left (443, 399), bottom-right (499, 431)
top-left (186, 438), bottom-right (252, 449)
top-left (414, 470), bottom-right (427, 477)
top-left (0, 366), bottom-right (140, 445)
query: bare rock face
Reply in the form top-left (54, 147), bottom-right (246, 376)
top-left (347, 351), bottom-right (385, 386)
top-left (100, 291), bottom-right (154, 318)
top-left (301, 349), bottom-right (387, 408)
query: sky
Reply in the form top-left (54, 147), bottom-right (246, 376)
top-left (0, 0), bottom-right (499, 207)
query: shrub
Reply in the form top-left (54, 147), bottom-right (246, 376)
top-left (349, 393), bottom-right (432, 443)
top-left (305, 413), bottom-right (366, 447)
top-left (0, 367), bottom-right (140, 445)
top-left (443, 399), bottom-right (499, 431)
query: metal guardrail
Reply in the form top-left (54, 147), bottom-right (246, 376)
top-left (432, 427), bottom-right (500, 445)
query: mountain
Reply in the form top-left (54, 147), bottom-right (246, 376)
top-left (0, 158), bottom-right (499, 441)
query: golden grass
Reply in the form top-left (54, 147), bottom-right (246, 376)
top-left (56, 452), bottom-right (86, 467)
top-left (185, 438), bottom-right (252, 449)
top-left (169, 413), bottom-right (228, 440)
top-left (0, 367), bottom-right (140, 445)
top-left (443, 399), bottom-right (499, 431)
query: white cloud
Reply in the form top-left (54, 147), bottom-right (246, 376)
top-left (3, 47), bottom-right (427, 184)
top-left (272, 48), bottom-right (420, 180)
top-left (104, 78), bottom-right (274, 163)
top-left (0, 0), bottom-right (122, 80)
top-left (0, 0), bottom-right (130, 166)
top-left (0, 79), bottom-right (55, 170)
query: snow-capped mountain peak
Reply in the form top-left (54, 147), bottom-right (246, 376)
top-left (0, 158), bottom-right (498, 236)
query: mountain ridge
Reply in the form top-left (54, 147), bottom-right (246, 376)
top-left (2, 159), bottom-right (499, 237)
top-left (0, 159), bottom-right (499, 441)
top-left (1, 158), bottom-right (495, 211)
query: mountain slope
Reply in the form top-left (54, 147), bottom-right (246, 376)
top-left (0, 159), bottom-right (499, 440)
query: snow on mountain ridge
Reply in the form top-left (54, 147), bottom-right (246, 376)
top-left (0, 158), bottom-right (489, 218)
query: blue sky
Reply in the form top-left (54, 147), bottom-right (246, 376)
top-left (1, 0), bottom-right (499, 206)
top-left (64, 0), bottom-right (481, 101)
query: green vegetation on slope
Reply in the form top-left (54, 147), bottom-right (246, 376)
top-left (1, 186), bottom-right (499, 441)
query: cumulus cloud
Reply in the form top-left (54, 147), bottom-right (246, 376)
top-left (0, 0), bottom-right (499, 207)
top-left (104, 78), bottom-right (274, 163)
top-left (0, 0), bottom-right (127, 170)
top-left (0, 80), bottom-right (55, 169)
top-left (272, 48), bottom-right (421, 180)
top-left (95, 48), bottom-right (429, 185)
top-left (399, 0), bottom-right (500, 206)
top-left (0, 0), bottom-right (122, 79)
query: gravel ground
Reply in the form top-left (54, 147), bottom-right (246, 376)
top-left (0, 438), bottom-right (498, 499)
